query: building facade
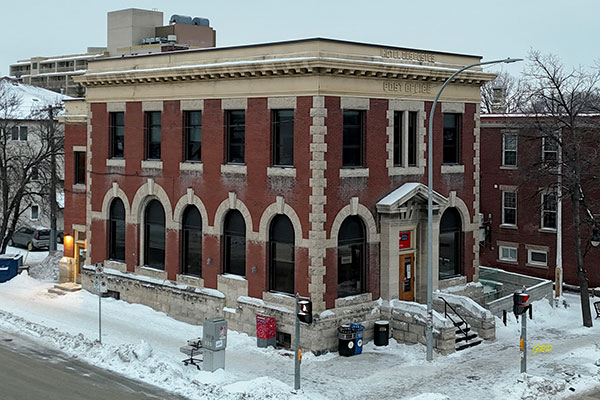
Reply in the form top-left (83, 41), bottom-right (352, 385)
top-left (62, 38), bottom-right (495, 351)
top-left (479, 115), bottom-right (600, 289)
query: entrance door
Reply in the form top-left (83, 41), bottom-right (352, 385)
top-left (399, 253), bottom-right (414, 301)
top-left (75, 243), bottom-right (86, 283)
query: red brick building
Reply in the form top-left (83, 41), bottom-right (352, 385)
top-left (61, 39), bottom-right (495, 350)
top-left (479, 114), bottom-right (600, 289)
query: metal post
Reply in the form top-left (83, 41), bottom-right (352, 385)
top-left (48, 106), bottom-right (57, 252)
top-left (294, 293), bottom-right (300, 391)
top-left (425, 57), bottom-right (522, 361)
top-left (555, 139), bottom-right (563, 299)
top-left (98, 293), bottom-right (102, 344)
top-left (520, 310), bottom-right (527, 373)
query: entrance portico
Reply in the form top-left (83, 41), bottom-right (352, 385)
top-left (377, 183), bottom-right (448, 303)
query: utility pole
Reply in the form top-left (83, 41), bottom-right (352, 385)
top-left (46, 105), bottom-right (60, 253)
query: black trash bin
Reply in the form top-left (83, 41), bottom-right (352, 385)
top-left (338, 324), bottom-right (356, 357)
top-left (374, 320), bottom-right (389, 346)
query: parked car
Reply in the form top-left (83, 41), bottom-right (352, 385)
top-left (9, 226), bottom-right (50, 250)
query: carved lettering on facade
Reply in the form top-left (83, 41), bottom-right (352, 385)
top-left (381, 49), bottom-right (435, 63)
top-left (383, 81), bottom-right (432, 94)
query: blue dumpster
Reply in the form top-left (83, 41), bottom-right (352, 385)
top-left (350, 323), bottom-right (365, 355)
top-left (0, 254), bottom-right (23, 283)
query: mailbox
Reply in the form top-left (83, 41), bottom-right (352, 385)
top-left (203, 318), bottom-right (228, 351)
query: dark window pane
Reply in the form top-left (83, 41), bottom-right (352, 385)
top-left (439, 208), bottom-right (462, 279)
top-left (393, 111), bottom-right (402, 166)
top-left (74, 152), bottom-right (85, 185)
top-left (224, 210), bottom-right (246, 276)
top-left (144, 200), bottom-right (165, 269)
top-left (408, 111), bottom-right (417, 166)
top-left (11, 127), bottom-right (18, 140)
top-left (146, 112), bottom-right (161, 160)
top-left (185, 111), bottom-right (202, 162)
top-left (109, 199), bottom-right (126, 261)
top-left (182, 206), bottom-right (203, 277)
top-left (273, 109), bottom-right (294, 166)
top-left (269, 215), bottom-right (295, 294)
top-left (110, 112), bottom-right (124, 158)
top-left (227, 110), bottom-right (245, 164)
top-left (443, 113), bottom-right (460, 164)
top-left (337, 216), bottom-right (366, 297)
top-left (343, 110), bottom-right (364, 167)
top-left (19, 126), bottom-right (28, 141)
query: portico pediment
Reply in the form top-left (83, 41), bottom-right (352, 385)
top-left (376, 182), bottom-right (448, 214)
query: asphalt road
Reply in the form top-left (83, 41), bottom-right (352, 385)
top-left (0, 334), bottom-right (189, 400)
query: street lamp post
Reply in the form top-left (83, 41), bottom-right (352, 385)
top-left (425, 57), bottom-right (522, 361)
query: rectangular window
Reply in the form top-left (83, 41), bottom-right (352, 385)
top-left (502, 132), bottom-right (517, 166)
top-left (31, 167), bottom-right (39, 181)
top-left (342, 110), bottom-right (364, 167)
top-left (110, 112), bottom-right (124, 158)
top-left (528, 249), bottom-right (548, 266)
top-left (499, 246), bottom-right (517, 262)
top-left (74, 151), bottom-right (85, 185)
top-left (541, 193), bottom-right (557, 229)
top-left (226, 110), bottom-right (245, 164)
top-left (30, 205), bottom-right (39, 220)
top-left (19, 126), bottom-right (28, 141)
top-left (394, 111), bottom-right (418, 167)
top-left (443, 113), bottom-right (461, 164)
top-left (502, 191), bottom-right (517, 226)
top-left (542, 136), bottom-right (558, 166)
top-left (184, 111), bottom-right (202, 162)
top-left (11, 127), bottom-right (19, 140)
top-left (145, 111), bottom-right (161, 160)
top-left (272, 109), bottom-right (294, 166)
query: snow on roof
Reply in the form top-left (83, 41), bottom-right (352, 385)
top-left (377, 182), bottom-right (447, 209)
top-left (40, 53), bottom-right (105, 63)
top-left (0, 79), bottom-right (71, 120)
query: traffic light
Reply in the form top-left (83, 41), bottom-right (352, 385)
top-left (297, 299), bottom-right (312, 324)
top-left (513, 292), bottom-right (531, 316)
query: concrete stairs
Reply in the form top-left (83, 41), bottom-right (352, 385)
top-left (48, 282), bottom-right (82, 296)
top-left (452, 318), bottom-right (482, 351)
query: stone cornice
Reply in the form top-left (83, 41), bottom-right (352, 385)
top-left (75, 55), bottom-right (497, 88)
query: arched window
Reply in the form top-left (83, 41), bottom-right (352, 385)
top-left (223, 210), bottom-right (246, 276)
top-left (337, 216), bottom-right (366, 298)
top-left (144, 199), bottom-right (165, 270)
top-left (182, 206), bottom-right (202, 277)
top-left (108, 198), bottom-right (125, 261)
top-left (439, 207), bottom-right (462, 279)
top-left (269, 215), bottom-right (295, 294)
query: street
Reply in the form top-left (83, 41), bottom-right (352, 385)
top-left (0, 331), bottom-right (188, 400)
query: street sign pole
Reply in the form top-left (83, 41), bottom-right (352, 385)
top-left (94, 263), bottom-right (107, 344)
top-left (521, 310), bottom-right (527, 373)
top-left (99, 292), bottom-right (102, 344)
top-left (294, 293), bottom-right (300, 391)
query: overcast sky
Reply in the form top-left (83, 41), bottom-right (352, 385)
top-left (2, 0), bottom-right (599, 77)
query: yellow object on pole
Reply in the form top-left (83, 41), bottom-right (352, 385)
top-left (297, 349), bottom-right (302, 362)
top-left (520, 338), bottom-right (524, 351)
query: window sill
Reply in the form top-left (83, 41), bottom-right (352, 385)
top-left (141, 160), bottom-right (163, 170)
top-left (526, 263), bottom-right (548, 269)
top-left (388, 166), bottom-right (423, 176)
top-left (180, 162), bottom-right (203, 173)
top-left (340, 168), bottom-right (369, 178)
top-left (221, 164), bottom-right (247, 175)
top-left (106, 158), bottom-right (125, 168)
top-left (267, 167), bottom-right (296, 177)
top-left (104, 259), bottom-right (127, 273)
top-left (441, 165), bottom-right (464, 174)
top-left (176, 273), bottom-right (204, 288)
top-left (72, 183), bottom-right (86, 192)
top-left (334, 292), bottom-right (372, 308)
top-left (135, 265), bottom-right (168, 280)
top-left (500, 224), bottom-right (518, 230)
top-left (497, 259), bottom-right (518, 265)
top-left (538, 228), bottom-right (557, 234)
top-left (500, 165), bottom-right (518, 170)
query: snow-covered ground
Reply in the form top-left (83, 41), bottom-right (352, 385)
top-left (0, 260), bottom-right (599, 400)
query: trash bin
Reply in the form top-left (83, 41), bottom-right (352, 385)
top-left (338, 324), bottom-right (356, 357)
top-left (374, 320), bottom-right (390, 346)
top-left (350, 323), bottom-right (365, 355)
top-left (0, 254), bottom-right (22, 283)
top-left (256, 314), bottom-right (277, 348)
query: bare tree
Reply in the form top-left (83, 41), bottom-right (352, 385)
top-left (518, 50), bottom-right (600, 327)
top-left (481, 70), bottom-right (528, 114)
top-left (0, 80), bottom-right (64, 254)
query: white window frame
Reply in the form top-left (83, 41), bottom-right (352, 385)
top-left (499, 245), bottom-right (517, 262)
top-left (502, 131), bottom-right (517, 167)
top-left (502, 191), bottom-right (517, 226)
top-left (30, 204), bottom-right (39, 221)
top-left (541, 192), bottom-right (557, 230)
top-left (528, 249), bottom-right (548, 267)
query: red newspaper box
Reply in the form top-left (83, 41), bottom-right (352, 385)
top-left (256, 314), bottom-right (277, 348)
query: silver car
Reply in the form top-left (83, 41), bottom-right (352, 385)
top-left (9, 226), bottom-right (50, 250)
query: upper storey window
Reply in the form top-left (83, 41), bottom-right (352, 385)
top-left (342, 110), bottom-right (365, 167)
top-left (226, 110), bottom-right (245, 164)
top-left (442, 113), bottom-right (461, 164)
top-left (145, 111), bottom-right (161, 160)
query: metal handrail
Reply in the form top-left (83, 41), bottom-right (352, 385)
top-left (439, 296), bottom-right (470, 340)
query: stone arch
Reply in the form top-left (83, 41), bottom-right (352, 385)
top-left (441, 192), bottom-right (473, 232)
top-left (130, 179), bottom-right (174, 229)
top-left (258, 198), bottom-right (305, 246)
top-left (173, 189), bottom-right (210, 234)
top-left (329, 200), bottom-right (379, 244)
top-left (213, 193), bottom-right (257, 241)
top-left (100, 182), bottom-right (131, 224)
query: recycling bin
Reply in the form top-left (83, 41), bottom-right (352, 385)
top-left (374, 320), bottom-right (390, 346)
top-left (350, 323), bottom-right (365, 355)
top-left (0, 254), bottom-right (22, 283)
top-left (256, 314), bottom-right (277, 348)
top-left (338, 324), bottom-right (356, 357)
